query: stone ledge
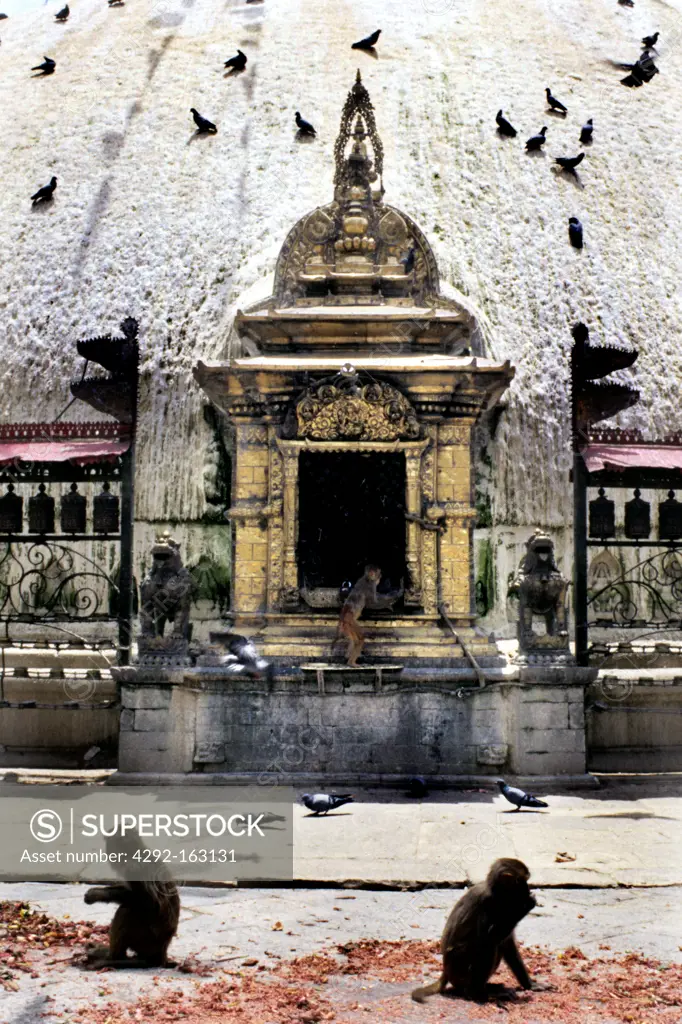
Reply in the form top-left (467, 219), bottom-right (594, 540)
top-left (106, 771), bottom-right (600, 789)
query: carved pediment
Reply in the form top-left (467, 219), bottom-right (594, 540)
top-left (296, 379), bottom-right (420, 441)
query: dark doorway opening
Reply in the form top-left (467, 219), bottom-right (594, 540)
top-left (297, 451), bottom-right (407, 597)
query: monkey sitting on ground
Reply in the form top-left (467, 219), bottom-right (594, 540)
top-left (411, 858), bottom-right (547, 1003)
top-left (334, 564), bottom-right (402, 666)
top-left (83, 879), bottom-right (179, 968)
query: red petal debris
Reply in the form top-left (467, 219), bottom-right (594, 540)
top-left (3, 900), bottom-right (682, 1024)
top-left (0, 900), bottom-right (108, 990)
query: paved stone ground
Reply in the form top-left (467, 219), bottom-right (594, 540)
top-left (1, 775), bottom-right (682, 1021)
top-left (1, 883), bottom-right (682, 1022)
top-left (292, 775), bottom-right (682, 886)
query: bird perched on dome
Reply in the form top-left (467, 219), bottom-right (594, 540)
top-left (31, 176), bottom-right (57, 204)
top-left (495, 110), bottom-right (517, 137)
top-left (55, 4), bottom-right (69, 20)
top-left (545, 87), bottom-right (567, 113)
top-left (31, 56), bottom-right (56, 74)
top-left (295, 111), bottom-right (316, 136)
top-left (525, 126), bottom-right (548, 151)
top-left (568, 217), bottom-right (583, 249)
top-left (555, 152), bottom-right (585, 175)
top-left (224, 49), bottom-right (247, 71)
top-left (352, 29), bottom-right (381, 50)
top-left (190, 108), bottom-right (217, 133)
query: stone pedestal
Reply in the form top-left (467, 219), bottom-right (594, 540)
top-left (113, 663), bottom-right (595, 780)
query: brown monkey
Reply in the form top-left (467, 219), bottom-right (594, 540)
top-left (83, 879), bottom-right (180, 969)
top-left (334, 564), bottom-right (402, 666)
top-left (411, 858), bottom-right (542, 1003)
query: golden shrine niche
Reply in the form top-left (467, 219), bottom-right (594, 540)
top-left (194, 72), bottom-right (515, 667)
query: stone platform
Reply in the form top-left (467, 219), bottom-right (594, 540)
top-left (113, 661), bottom-right (595, 779)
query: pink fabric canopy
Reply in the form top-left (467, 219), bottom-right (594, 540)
top-left (0, 438), bottom-right (129, 466)
top-left (582, 444), bottom-right (682, 473)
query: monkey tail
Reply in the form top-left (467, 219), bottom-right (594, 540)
top-left (411, 976), bottom-right (445, 1003)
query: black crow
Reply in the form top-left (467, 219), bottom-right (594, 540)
top-left (545, 87), bottom-right (567, 113)
top-left (400, 246), bottom-right (416, 273)
top-left (555, 152), bottom-right (585, 173)
top-left (525, 126), bottom-right (548, 151)
top-left (295, 111), bottom-right (316, 136)
top-left (224, 49), bottom-right (247, 71)
top-left (31, 56), bottom-right (56, 73)
top-left (190, 108), bottom-right (217, 133)
top-left (618, 0), bottom-right (634, 5)
top-left (568, 216), bottom-right (583, 249)
top-left (55, 4), bottom-right (69, 19)
top-left (352, 29), bottom-right (381, 50)
top-left (642, 31), bottom-right (659, 49)
top-left (31, 176), bottom-right (57, 204)
top-left (0, 12), bottom-right (8, 17)
top-left (580, 118), bottom-right (593, 144)
top-left (495, 109), bottom-right (517, 137)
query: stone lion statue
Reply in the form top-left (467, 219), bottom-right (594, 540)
top-left (511, 531), bottom-right (569, 653)
top-left (139, 532), bottom-right (193, 641)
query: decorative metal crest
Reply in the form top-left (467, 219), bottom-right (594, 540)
top-left (296, 378), bottom-right (420, 442)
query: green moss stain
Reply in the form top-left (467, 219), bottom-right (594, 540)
top-left (475, 538), bottom-right (495, 617)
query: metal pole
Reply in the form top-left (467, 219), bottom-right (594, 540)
top-left (117, 442), bottom-right (135, 666)
top-left (117, 364), bottom-right (138, 667)
top-left (573, 451), bottom-right (588, 666)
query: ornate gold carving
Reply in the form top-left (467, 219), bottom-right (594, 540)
top-left (334, 71), bottom-right (384, 190)
top-left (280, 450), bottom-right (299, 608)
top-left (438, 422), bottom-right (472, 446)
top-left (297, 380), bottom-right (420, 441)
top-left (267, 427), bottom-right (284, 609)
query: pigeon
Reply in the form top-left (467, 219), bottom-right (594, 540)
top-left (400, 246), bottom-right (416, 273)
top-left (352, 29), bottom-right (381, 50)
top-left (642, 32), bottom-right (659, 49)
top-left (219, 633), bottom-right (273, 681)
top-left (545, 87), bottom-right (567, 113)
top-left (190, 108), bottom-right (217, 133)
top-left (618, 0), bottom-right (634, 5)
top-left (618, 53), bottom-right (659, 87)
top-left (295, 111), bottom-right (316, 136)
top-left (406, 776), bottom-right (428, 798)
top-left (31, 56), bottom-right (56, 74)
top-left (31, 176), bottom-right (57, 204)
top-left (224, 49), bottom-right (247, 71)
top-left (301, 793), bottom-right (354, 815)
top-left (495, 109), bottom-right (517, 138)
top-left (525, 126), bottom-right (548, 151)
top-left (55, 3), bottom-right (69, 19)
top-left (568, 216), bottom-right (583, 249)
top-left (580, 118), bottom-right (593, 144)
top-left (555, 152), bottom-right (585, 173)
top-left (496, 779), bottom-right (548, 811)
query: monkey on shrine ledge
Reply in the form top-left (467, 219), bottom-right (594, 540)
top-left (334, 564), bottom-right (402, 666)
